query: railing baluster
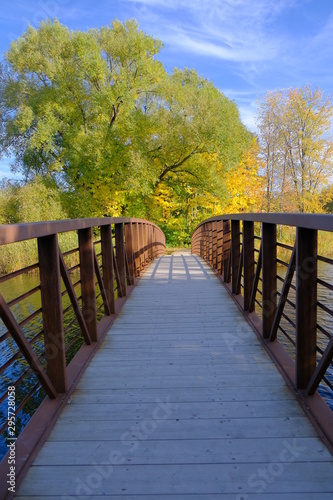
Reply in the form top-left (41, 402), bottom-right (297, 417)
top-left (93, 249), bottom-right (112, 316)
top-left (0, 290), bottom-right (57, 399)
top-left (59, 250), bottom-right (92, 343)
top-left (306, 336), bottom-right (333, 395)
top-left (296, 227), bottom-right (317, 389)
top-left (269, 245), bottom-right (296, 342)
top-left (249, 241), bottom-right (262, 313)
top-left (236, 247), bottom-right (243, 296)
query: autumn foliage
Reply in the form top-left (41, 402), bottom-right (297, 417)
top-left (1, 20), bottom-right (333, 247)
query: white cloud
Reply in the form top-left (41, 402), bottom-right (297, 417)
top-left (161, 30), bottom-right (275, 63)
top-left (125, 0), bottom-right (293, 70)
top-left (121, 0), bottom-right (314, 132)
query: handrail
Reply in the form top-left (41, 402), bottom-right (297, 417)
top-left (191, 213), bottom-right (333, 411)
top-left (194, 212), bottom-right (333, 231)
top-left (0, 217), bottom-right (166, 459)
top-left (0, 217), bottom-right (163, 245)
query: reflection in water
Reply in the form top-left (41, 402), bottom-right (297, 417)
top-left (0, 270), bottom-right (86, 459)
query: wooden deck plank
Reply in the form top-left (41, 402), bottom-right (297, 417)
top-left (32, 416), bottom-right (319, 442)
top-left (15, 254), bottom-right (333, 498)
top-left (14, 463), bottom-right (333, 496)
top-left (72, 386), bottom-right (295, 402)
top-left (13, 495), bottom-right (333, 500)
top-left (56, 400), bottom-right (305, 420)
top-left (32, 437), bottom-right (332, 466)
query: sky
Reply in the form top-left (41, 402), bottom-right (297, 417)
top-left (1, 0), bottom-right (333, 180)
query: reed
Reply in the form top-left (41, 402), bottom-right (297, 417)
top-left (0, 231), bottom-right (80, 275)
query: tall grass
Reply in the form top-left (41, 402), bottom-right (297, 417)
top-left (1, 223), bottom-right (333, 276)
top-left (0, 232), bottom-right (80, 275)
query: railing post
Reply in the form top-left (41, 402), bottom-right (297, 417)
top-left (231, 219), bottom-right (241, 294)
top-left (216, 220), bottom-right (223, 274)
top-left (139, 223), bottom-right (144, 271)
top-left (202, 224), bottom-right (207, 260)
top-left (115, 222), bottom-right (126, 297)
top-left (223, 220), bottom-right (231, 283)
top-left (38, 234), bottom-right (67, 393)
top-left (152, 225), bottom-right (156, 259)
top-left (198, 226), bottom-right (202, 257)
top-left (78, 228), bottom-right (97, 342)
top-left (214, 221), bottom-right (222, 274)
top-left (125, 222), bottom-right (135, 285)
top-left (212, 221), bottom-right (217, 269)
top-left (101, 224), bottom-right (115, 314)
top-left (133, 222), bottom-right (140, 276)
top-left (208, 222), bottom-right (213, 265)
top-left (148, 224), bottom-right (152, 261)
top-left (144, 223), bottom-right (149, 263)
top-left (243, 221), bottom-right (255, 311)
top-left (262, 223), bottom-right (277, 339)
top-left (296, 227), bottom-right (317, 389)
top-left (159, 227), bottom-right (164, 257)
top-left (206, 223), bottom-right (209, 261)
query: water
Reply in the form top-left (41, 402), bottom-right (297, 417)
top-left (278, 261), bottom-right (333, 408)
top-left (0, 269), bottom-right (85, 459)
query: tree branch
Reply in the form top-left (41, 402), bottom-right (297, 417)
top-left (153, 146), bottom-right (204, 188)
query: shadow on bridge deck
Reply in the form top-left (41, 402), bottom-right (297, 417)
top-left (14, 254), bottom-right (333, 499)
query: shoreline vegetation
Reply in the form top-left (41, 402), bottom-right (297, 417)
top-left (0, 20), bottom-right (333, 276)
top-left (1, 224), bottom-right (333, 276)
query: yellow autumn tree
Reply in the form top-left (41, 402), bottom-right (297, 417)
top-left (223, 139), bottom-right (264, 213)
top-left (257, 86), bottom-right (333, 212)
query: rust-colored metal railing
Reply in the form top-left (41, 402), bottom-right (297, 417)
top-left (0, 217), bottom-right (165, 455)
top-left (192, 213), bottom-right (333, 414)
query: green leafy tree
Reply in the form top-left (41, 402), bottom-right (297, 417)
top-left (1, 19), bottom-right (252, 244)
top-left (0, 176), bottom-right (66, 223)
top-left (1, 19), bottom-right (165, 215)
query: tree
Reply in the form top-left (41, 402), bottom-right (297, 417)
top-left (257, 86), bottom-right (333, 213)
top-left (1, 19), bottom-right (165, 213)
top-left (223, 139), bottom-right (264, 213)
top-left (0, 19), bottom-right (253, 244)
top-left (132, 68), bottom-right (250, 189)
top-left (0, 176), bottom-right (66, 224)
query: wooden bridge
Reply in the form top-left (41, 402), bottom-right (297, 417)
top-left (0, 214), bottom-right (333, 498)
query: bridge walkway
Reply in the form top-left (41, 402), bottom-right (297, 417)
top-left (15, 254), bottom-right (333, 499)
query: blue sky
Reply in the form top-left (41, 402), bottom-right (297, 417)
top-left (1, 0), bottom-right (333, 180)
